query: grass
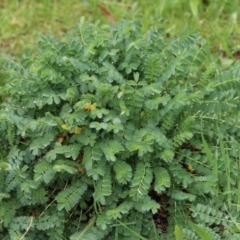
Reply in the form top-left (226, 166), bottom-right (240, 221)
top-left (1, 0), bottom-right (240, 61)
top-left (0, 0), bottom-right (90, 57)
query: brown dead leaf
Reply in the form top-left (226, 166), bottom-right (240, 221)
top-left (1, 41), bottom-right (10, 48)
top-left (98, 4), bottom-right (115, 25)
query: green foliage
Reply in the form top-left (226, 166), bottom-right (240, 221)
top-left (1, 16), bottom-right (240, 239)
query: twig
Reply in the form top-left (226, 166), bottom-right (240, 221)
top-left (19, 217), bottom-right (34, 240)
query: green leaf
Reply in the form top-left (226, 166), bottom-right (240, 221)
top-left (153, 168), bottom-right (171, 193)
top-left (189, 222), bottom-right (212, 240)
top-left (5, 166), bottom-right (28, 192)
top-left (29, 132), bottom-right (55, 155)
top-left (46, 143), bottom-right (81, 162)
top-left (171, 189), bottom-right (196, 201)
top-left (87, 161), bottom-right (106, 180)
top-left (53, 164), bottom-right (77, 174)
top-left (89, 122), bottom-right (108, 131)
top-left (129, 163), bottom-right (153, 201)
top-left (75, 128), bottom-right (97, 147)
top-left (93, 169), bottom-right (112, 204)
top-left (34, 159), bottom-right (55, 184)
top-left (0, 162), bottom-right (10, 170)
top-left (126, 140), bottom-right (153, 157)
top-left (159, 149), bottom-right (175, 163)
top-left (66, 87), bottom-right (79, 102)
top-left (144, 53), bottom-right (161, 82)
top-left (36, 214), bottom-right (61, 230)
top-left (107, 201), bottom-right (133, 220)
top-left (90, 108), bottom-right (109, 119)
top-left (134, 196), bottom-right (160, 214)
top-left (174, 225), bottom-right (184, 240)
top-left (55, 180), bottom-right (87, 211)
top-left (145, 96), bottom-right (170, 110)
top-left (101, 140), bottom-right (124, 161)
top-left (113, 161), bottom-right (132, 184)
top-left (0, 200), bottom-right (18, 227)
top-left (189, 0), bottom-right (199, 19)
top-left (83, 145), bottom-right (102, 171)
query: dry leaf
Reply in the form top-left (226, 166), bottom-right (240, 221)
top-left (98, 4), bottom-right (115, 25)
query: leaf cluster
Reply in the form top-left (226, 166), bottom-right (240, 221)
top-left (1, 16), bottom-right (240, 239)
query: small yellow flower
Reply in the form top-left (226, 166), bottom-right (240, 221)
top-left (187, 164), bottom-right (194, 173)
top-left (57, 135), bottom-right (65, 143)
top-left (61, 124), bottom-right (71, 131)
top-left (77, 167), bottom-right (85, 174)
top-left (62, 123), bottom-right (83, 134)
top-left (84, 102), bottom-right (97, 111)
top-left (70, 127), bottom-right (82, 134)
top-left (90, 103), bottom-right (97, 110)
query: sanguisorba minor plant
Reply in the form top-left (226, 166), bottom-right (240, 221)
top-left (1, 15), bottom-right (240, 239)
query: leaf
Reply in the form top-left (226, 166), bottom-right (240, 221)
top-left (174, 225), bottom-right (184, 240)
top-left (93, 170), bottom-right (112, 204)
top-left (90, 108), bottom-right (109, 119)
top-left (101, 140), bottom-right (124, 161)
top-left (144, 54), bottom-right (161, 82)
top-left (153, 167), bottom-right (171, 193)
top-left (173, 131), bottom-right (193, 147)
top-left (107, 201), bottom-right (133, 220)
top-left (87, 161), bottom-right (106, 180)
top-left (5, 166), bottom-right (28, 192)
top-left (189, 0), bottom-right (199, 19)
top-left (159, 149), bottom-right (175, 163)
top-left (170, 189), bottom-right (196, 202)
top-left (126, 140), bottom-right (153, 156)
top-left (55, 180), bottom-right (87, 212)
top-left (53, 164), bottom-right (77, 174)
top-left (134, 196), bottom-right (160, 214)
top-left (34, 160), bottom-right (55, 184)
top-left (145, 95), bottom-right (170, 110)
top-left (89, 122), bottom-right (108, 131)
top-left (0, 162), bottom-right (10, 170)
top-left (160, 59), bottom-right (179, 82)
top-left (75, 128), bottom-right (97, 147)
top-left (66, 87), bottom-right (79, 102)
top-left (0, 200), bottom-right (18, 227)
top-left (189, 222), bottom-right (212, 240)
top-left (46, 143), bottom-right (81, 162)
top-left (129, 163), bottom-right (153, 201)
top-left (29, 132), bottom-right (55, 155)
top-left (113, 161), bottom-right (132, 184)
top-left (83, 145), bottom-right (102, 171)
top-left (36, 214), bottom-right (60, 230)
top-left (125, 141), bottom-right (143, 151)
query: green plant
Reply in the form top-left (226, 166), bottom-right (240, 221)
top-left (1, 15), bottom-right (240, 239)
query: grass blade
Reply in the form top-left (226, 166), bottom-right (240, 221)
top-left (174, 225), bottom-right (183, 240)
top-left (189, 222), bottom-right (212, 240)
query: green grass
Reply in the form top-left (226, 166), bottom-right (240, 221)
top-left (1, 0), bottom-right (240, 61)
top-left (0, 0), bottom-right (90, 56)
